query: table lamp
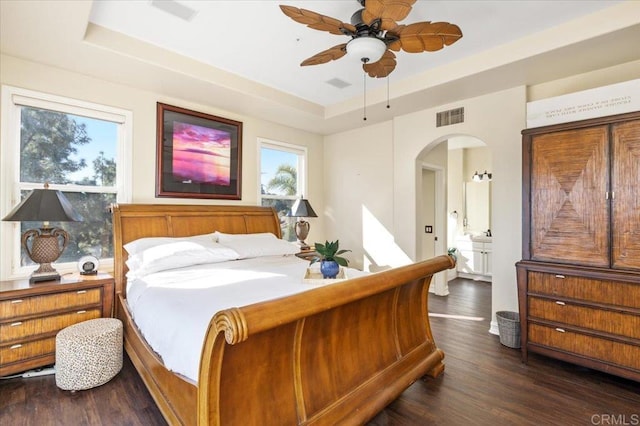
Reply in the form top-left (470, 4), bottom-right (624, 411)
top-left (3, 183), bottom-right (83, 283)
top-left (289, 196), bottom-right (317, 250)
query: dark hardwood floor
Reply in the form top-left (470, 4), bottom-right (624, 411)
top-left (2, 278), bottom-right (639, 425)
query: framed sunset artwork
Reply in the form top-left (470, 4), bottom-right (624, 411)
top-left (156, 103), bottom-right (242, 199)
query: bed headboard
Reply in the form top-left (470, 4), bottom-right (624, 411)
top-left (110, 204), bottom-right (281, 296)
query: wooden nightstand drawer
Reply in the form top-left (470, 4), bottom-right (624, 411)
top-left (0, 308), bottom-right (101, 343)
top-left (0, 288), bottom-right (102, 318)
top-left (0, 337), bottom-right (56, 365)
top-left (0, 273), bottom-right (114, 375)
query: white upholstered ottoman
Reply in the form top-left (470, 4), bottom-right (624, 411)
top-left (55, 318), bottom-right (123, 391)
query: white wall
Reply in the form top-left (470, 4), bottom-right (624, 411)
top-left (325, 86), bottom-right (526, 333)
top-left (323, 120), bottom-right (396, 272)
top-left (447, 148), bottom-right (464, 250)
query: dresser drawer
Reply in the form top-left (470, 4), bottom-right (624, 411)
top-left (528, 323), bottom-right (640, 371)
top-left (0, 309), bottom-right (101, 343)
top-left (528, 271), bottom-right (640, 309)
top-left (0, 288), bottom-right (102, 318)
top-left (528, 297), bottom-right (640, 340)
top-left (0, 336), bottom-right (56, 365)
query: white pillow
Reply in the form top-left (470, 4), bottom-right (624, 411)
top-left (125, 236), bottom-right (238, 278)
top-left (216, 233), bottom-right (299, 259)
top-left (214, 231), bottom-right (278, 243)
top-left (124, 233), bottom-right (218, 256)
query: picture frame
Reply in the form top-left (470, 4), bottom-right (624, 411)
top-left (156, 102), bottom-right (242, 199)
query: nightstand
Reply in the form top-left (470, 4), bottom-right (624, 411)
top-left (0, 273), bottom-right (114, 376)
top-left (295, 250), bottom-right (318, 261)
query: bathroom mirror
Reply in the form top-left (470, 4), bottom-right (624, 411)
top-left (463, 181), bottom-right (491, 234)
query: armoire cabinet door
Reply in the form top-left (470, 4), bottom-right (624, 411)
top-left (530, 126), bottom-right (609, 267)
top-left (612, 119), bottom-right (640, 270)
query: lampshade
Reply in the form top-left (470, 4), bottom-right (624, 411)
top-left (346, 36), bottom-right (386, 64)
top-left (290, 197), bottom-right (318, 218)
top-left (3, 188), bottom-right (83, 222)
top-left (472, 171), bottom-right (482, 182)
top-left (3, 185), bottom-right (82, 283)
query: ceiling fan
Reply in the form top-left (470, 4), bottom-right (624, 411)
top-left (280, 0), bottom-right (463, 79)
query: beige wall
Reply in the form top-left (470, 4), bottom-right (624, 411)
top-left (323, 62), bottom-right (640, 332)
top-left (447, 148), bottom-right (464, 249)
top-left (323, 120), bottom-right (394, 272)
top-left (0, 54), bottom-right (326, 265)
top-left (464, 147), bottom-right (492, 184)
top-left (325, 86), bottom-right (526, 332)
top-left (2, 49), bottom-right (638, 329)
top-left (324, 86), bottom-right (525, 330)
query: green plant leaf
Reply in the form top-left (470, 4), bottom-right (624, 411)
top-left (334, 256), bottom-right (349, 266)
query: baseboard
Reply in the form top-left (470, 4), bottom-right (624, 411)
top-left (489, 320), bottom-right (499, 336)
top-left (456, 272), bottom-right (491, 282)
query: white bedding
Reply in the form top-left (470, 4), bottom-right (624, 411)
top-left (126, 255), bottom-right (366, 383)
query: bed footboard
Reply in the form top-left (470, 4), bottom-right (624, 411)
top-left (198, 255), bottom-right (454, 425)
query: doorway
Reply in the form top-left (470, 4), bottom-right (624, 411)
top-left (420, 164), bottom-right (446, 295)
top-left (416, 135), bottom-right (491, 296)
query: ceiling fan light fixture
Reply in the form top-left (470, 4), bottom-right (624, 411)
top-left (346, 37), bottom-right (386, 64)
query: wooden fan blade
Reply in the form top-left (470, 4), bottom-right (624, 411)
top-left (362, 0), bottom-right (416, 31)
top-left (363, 50), bottom-right (397, 78)
top-left (280, 5), bottom-right (356, 35)
top-left (385, 25), bottom-right (405, 51)
top-left (398, 21), bottom-right (463, 53)
top-left (301, 44), bottom-right (347, 66)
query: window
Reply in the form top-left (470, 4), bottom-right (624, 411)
top-left (1, 86), bottom-right (132, 278)
top-left (258, 139), bottom-right (307, 241)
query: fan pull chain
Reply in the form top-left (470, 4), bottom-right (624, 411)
top-left (387, 75), bottom-right (390, 109)
top-left (363, 71), bottom-right (367, 121)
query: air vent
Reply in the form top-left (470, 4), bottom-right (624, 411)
top-left (150, 0), bottom-right (198, 21)
top-left (326, 78), bottom-right (351, 89)
top-left (436, 107), bottom-right (464, 127)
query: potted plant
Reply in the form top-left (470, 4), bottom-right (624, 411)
top-left (448, 247), bottom-right (457, 261)
top-left (311, 240), bottom-right (350, 279)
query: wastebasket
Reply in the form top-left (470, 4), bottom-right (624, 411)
top-left (496, 311), bottom-right (520, 348)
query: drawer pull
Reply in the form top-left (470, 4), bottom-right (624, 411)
top-left (10, 299), bottom-right (23, 304)
top-left (10, 322), bottom-right (23, 327)
top-left (10, 344), bottom-right (23, 350)
top-left (555, 301), bottom-right (566, 306)
top-left (76, 310), bottom-right (87, 314)
top-left (554, 275), bottom-right (565, 279)
top-left (76, 290), bottom-right (87, 294)
top-left (555, 328), bottom-right (566, 333)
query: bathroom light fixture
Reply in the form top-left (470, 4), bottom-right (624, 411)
top-left (472, 170), bottom-right (492, 182)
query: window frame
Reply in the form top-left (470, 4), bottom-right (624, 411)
top-left (258, 138), bottom-right (308, 242)
top-left (0, 85), bottom-right (132, 280)
top-left (258, 138), bottom-right (308, 203)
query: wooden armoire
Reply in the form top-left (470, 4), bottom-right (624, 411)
top-left (516, 111), bottom-right (640, 382)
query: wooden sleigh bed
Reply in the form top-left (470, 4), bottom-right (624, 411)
top-left (111, 203), bottom-right (455, 425)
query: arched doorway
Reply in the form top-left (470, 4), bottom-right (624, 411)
top-left (416, 135), bottom-right (491, 295)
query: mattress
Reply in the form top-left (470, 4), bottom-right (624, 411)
top-left (126, 255), bottom-right (365, 382)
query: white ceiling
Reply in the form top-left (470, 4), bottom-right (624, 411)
top-left (1, 1), bottom-right (639, 134)
top-left (88, 0), bottom-right (623, 106)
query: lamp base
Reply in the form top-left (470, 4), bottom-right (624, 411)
top-left (298, 242), bottom-right (311, 251)
top-left (29, 270), bottom-right (61, 283)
